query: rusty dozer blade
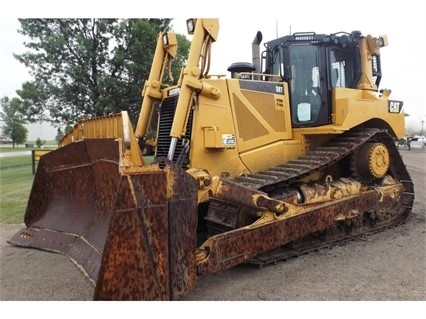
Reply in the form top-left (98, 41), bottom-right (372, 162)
top-left (8, 112), bottom-right (198, 300)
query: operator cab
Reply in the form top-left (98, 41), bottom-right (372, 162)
top-left (262, 31), bottom-right (364, 127)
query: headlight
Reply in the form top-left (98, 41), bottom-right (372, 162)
top-left (374, 35), bottom-right (388, 48)
top-left (186, 18), bottom-right (196, 34)
top-left (162, 33), bottom-right (169, 46)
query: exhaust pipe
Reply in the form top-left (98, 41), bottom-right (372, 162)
top-left (227, 31), bottom-right (263, 79)
top-left (252, 31), bottom-right (263, 79)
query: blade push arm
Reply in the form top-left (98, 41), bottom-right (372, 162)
top-left (135, 31), bottom-right (178, 140)
top-left (168, 18), bottom-right (220, 160)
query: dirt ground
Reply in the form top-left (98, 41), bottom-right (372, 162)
top-left (0, 149), bottom-right (425, 316)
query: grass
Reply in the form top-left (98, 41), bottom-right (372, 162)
top-left (0, 140), bottom-right (58, 153)
top-left (0, 155), bottom-right (34, 224)
top-left (0, 152), bottom-right (156, 224)
top-left (0, 146), bottom-right (29, 152)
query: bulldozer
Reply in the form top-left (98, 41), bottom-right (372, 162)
top-left (8, 18), bottom-right (414, 300)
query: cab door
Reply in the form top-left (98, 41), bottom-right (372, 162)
top-left (287, 44), bottom-right (330, 127)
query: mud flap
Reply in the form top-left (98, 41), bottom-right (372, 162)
top-left (8, 139), bottom-right (198, 300)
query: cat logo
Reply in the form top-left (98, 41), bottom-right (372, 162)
top-left (388, 100), bottom-right (403, 113)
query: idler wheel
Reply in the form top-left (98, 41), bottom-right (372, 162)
top-left (352, 142), bottom-right (390, 180)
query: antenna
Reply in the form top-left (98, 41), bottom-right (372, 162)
top-left (275, 19), bottom-right (278, 38)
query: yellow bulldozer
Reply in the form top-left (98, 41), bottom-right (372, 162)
top-left (9, 18), bottom-right (414, 300)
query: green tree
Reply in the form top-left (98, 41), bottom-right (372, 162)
top-left (173, 34), bottom-right (191, 79)
top-left (14, 19), bottom-right (190, 127)
top-left (35, 137), bottom-right (44, 148)
top-left (0, 97), bottom-right (28, 147)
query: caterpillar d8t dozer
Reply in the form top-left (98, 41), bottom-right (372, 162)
top-left (9, 18), bottom-right (414, 300)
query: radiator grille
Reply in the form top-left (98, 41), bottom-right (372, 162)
top-left (156, 95), bottom-right (193, 168)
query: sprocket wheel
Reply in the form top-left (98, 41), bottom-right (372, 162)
top-left (350, 142), bottom-right (390, 181)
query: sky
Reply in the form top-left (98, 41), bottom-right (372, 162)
top-left (1, 0), bottom-right (426, 141)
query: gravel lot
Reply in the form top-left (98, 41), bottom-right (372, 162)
top-left (1, 149), bottom-right (425, 318)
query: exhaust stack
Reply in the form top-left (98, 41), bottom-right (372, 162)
top-left (252, 31), bottom-right (263, 79)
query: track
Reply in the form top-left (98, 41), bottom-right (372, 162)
top-left (209, 128), bottom-right (415, 266)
